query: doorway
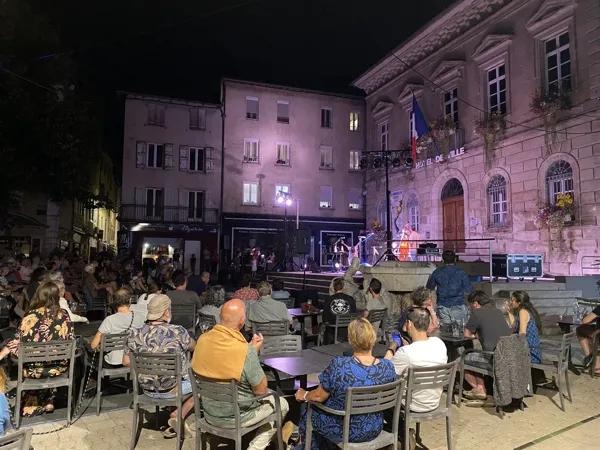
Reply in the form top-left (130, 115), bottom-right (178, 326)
top-left (441, 178), bottom-right (465, 254)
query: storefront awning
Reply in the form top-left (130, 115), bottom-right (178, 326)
top-left (7, 213), bottom-right (47, 228)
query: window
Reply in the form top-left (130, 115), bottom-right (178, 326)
top-left (349, 112), bottom-right (359, 131)
top-left (348, 188), bottom-right (362, 210)
top-left (147, 143), bottom-right (164, 168)
top-left (145, 188), bottom-right (163, 217)
top-left (189, 147), bottom-right (205, 172)
top-left (243, 139), bottom-right (259, 163)
top-left (36, 204), bottom-right (47, 216)
top-left (488, 64), bottom-right (507, 115)
top-left (274, 141), bottom-right (290, 165)
top-left (275, 184), bottom-right (290, 205)
top-left (147, 104), bottom-right (165, 126)
top-left (408, 111), bottom-right (414, 141)
top-left (487, 176), bottom-right (508, 227)
top-left (444, 88), bottom-right (459, 123)
top-left (188, 191), bottom-right (204, 220)
top-left (407, 194), bottom-right (419, 232)
top-left (321, 108), bottom-right (332, 128)
top-left (546, 160), bottom-right (574, 204)
top-left (277, 101), bottom-right (289, 124)
top-left (320, 146), bottom-right (333, 169)
top-left (246, 97), bottom-right (259, 120)
top-left (380, 122), bottom-right (389, 151)
top-left (546, 31), bottom-right (571, 93)
top-left (319, 187), bottom-right (333, 208)
top-left (243, 182), bottom-right (259, 205)
top-left (349, 150), bottom-right (360, 170)
top-left (190, 108), bottom-right (206, 129)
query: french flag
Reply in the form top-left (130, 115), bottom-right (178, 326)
top-left (411, 95), bottom-right (429, 162)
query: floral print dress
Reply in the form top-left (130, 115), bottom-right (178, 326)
top-left (7, 308), bottom-right (74, 416)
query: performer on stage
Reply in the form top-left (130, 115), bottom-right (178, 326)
top-left (399, 223), bottom-right (410, 261)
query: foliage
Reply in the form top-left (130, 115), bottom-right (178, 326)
top-left (530, 85), bottom-right (571, 145)
top-left (415, 115), bottom-right (457, 160)
top-left (474, 111), bottom-right (506, 168)
top-left (534, 193), bottom-right (575, 253)
top-left (0, 0), bottom-right (101, 230)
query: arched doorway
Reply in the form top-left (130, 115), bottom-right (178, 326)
top-left (441, 178), bottom-right (465, 253)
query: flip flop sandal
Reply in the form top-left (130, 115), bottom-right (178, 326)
top-left (464, 399), bottom-right (485, 407)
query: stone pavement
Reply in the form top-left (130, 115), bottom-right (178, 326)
top-left (23, 372), bottom-right (600, 450)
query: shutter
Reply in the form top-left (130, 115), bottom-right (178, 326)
top-left (134, 187), bottom-right (145, 220)
top-left (136, 141), bottom-right (146, 168)
top-left (157, 105), bottom-right (165, 125)
top-left (179, 189), bottom-right (189, 216)
top-left (205, 190), bottom-right (213, 207)
top-left (190, 109), bottom-right (198, 128)
top-left (179, 145), bottom-right (189, 171)
top-left (165, 188), bottom-right (178, 221)
top-left (198, 109), bottom-right (206, 129)
top-left (205, 147), bottom-right (215, 173)
top-left (164, 144), bottom-right (174, 169)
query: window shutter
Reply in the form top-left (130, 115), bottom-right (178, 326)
top-left (134, 187), bottom-right (145, 205)
top-left (179, 189), bottom-right (188, 210)
top-left (198, 109), bottom-right (206, 129)
top-left (205, 190), bottom-right (213, 207)
top-left (157, 105), bottom-right (165, 125)
top-left (136, 141), bottom-right (147, 168)
top-left (205, 147), bottom-right (215, 173)
top-left (348, 188), bottom-right (361, 209)
top-left (147, 105), bottom-right (156, 124)
top-left (164, 144), bottom-right (174, 169)
top-left (179, 146), bottom-right (189, 171)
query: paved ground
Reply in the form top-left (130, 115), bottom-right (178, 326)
top-left (20, 367), bottom-right (600, 450)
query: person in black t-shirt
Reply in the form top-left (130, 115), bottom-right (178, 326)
top-left (322, 278), bottom-right (357, 344)
top-left (576, 305), bottom-right (600, 374)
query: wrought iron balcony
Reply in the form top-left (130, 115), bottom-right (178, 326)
top-left (119, 204), bottom-right (219, 225)
top-left (418, 128), bottom-right (466, 161)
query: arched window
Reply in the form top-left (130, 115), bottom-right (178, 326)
top-left (441, 178), bottom-right (464, 199)
top-left (487, 175), bottom-right (508, 227)
top-left (377, 200), bottom-right (387, 231)
top-left (546, 160), bottom-right (573, 204)
top-left (407, 193), bottom-right (419, 232)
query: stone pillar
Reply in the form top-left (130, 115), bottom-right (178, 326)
top-left (44, 200), bottom-right (61, 256)
top-left (586, 0), bottom-right (600, 100)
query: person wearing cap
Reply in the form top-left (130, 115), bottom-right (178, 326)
top-left (123, 294), bottom-right (196, 439)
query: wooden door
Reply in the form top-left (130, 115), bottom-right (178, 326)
top-left (442, 197), bottom-right (466, 254)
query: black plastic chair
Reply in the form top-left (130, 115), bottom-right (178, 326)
top-left (534, 332), bottom-right (574, 411)
top-left (0, 428), bottom-right (33, 449)
top-left (252, 321), bottom-right (289, 336)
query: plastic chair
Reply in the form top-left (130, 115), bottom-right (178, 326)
top-left (0, 428), bottom-right (33, 449)
top-left (198, 313), bottom-right (217, 331)
top-left (304, 378), bottom-right (405, 449)
top-left (403, 361), bottom-right (458, 450)
top-left (78, 332), bottom-right (131, 415)
top-left (83, 287), bottom-right (108, 318)
top-left (261, 335), bottom-right (302, 354)
top-left (322, 313), bottom-right (363, 344)
top-left (16, 340), bottom-right (77, 428)
top-left (170, 302), bottom-right (197, 336)
top-left (533, 332), bottom-right (574, 411)
top-left (252, 321), bottom-right (289, 336)
top-left (276, 298), bottom-right (295, 308)
top-left (382, 314), bottom-right (401, 343)
top-left (189, 370), bottom-right (285, 450)
top-left (366, 308), bottom-right (387, 334)
top-left (130, 352), bottom-right (187, 450)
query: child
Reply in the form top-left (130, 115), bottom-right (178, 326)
top-left (0, 368), bottom-right (10, 435)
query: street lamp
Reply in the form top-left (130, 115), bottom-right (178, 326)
top-left (277, 190), bottom-right (294, 271)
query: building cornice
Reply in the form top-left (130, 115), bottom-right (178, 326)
top-left (119, 91), bottom-right (221, 109)
top-left (429, 61), bottom-right (466, 93)
top-left (352, 0), bottom-right (516, 94)
top-left (525, 0), bottom-right (577, 40)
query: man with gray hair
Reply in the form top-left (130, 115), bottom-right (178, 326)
top-left (246, 281), bottom-right (292, 328)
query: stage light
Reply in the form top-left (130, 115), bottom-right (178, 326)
top-left (392, 157), bottom-right (401, 168)
top-left (143, 243), bottom-right (149, 248)
top-left (373, 157), bottom-right (382, 169)
top-left (277, 196), bottom-right (284, 204)
top-left (285, 198), bottom-right (292, 206)
top-left (359, 158), bottom-right (369, 170)
top-left (405, 157), bottom-right (414, 168)
top-left (392, 241), bottom-right (399, 249)
top-left (335, 262), bottom-right (341, 269)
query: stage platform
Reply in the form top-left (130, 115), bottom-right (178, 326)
top-left (266, 270), bottom-right (363, 302)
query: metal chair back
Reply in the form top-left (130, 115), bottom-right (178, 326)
top-left (0, 428), bottom-right (33, 449)
top-left (276, 297), bottom-right (295, 308)
top-left (16, 340), bottom-right (77, 428)
top-left (261, 335), bottom-right (302, 354)
top-left (198, 312), bottom-right (217, 331)
top-left (252, 321), bottom-right (289, 336)
top-left (190, 370), bottom-right (285, 450)
top-left (404, 361), bottom-right (458, 450)
top-left (367, 308), bottom-right (387, 333)
top-left (328, 312), bottom-right (363, 343)
top-left (557, 331), bottom-right (574, 372)
top-left (305, 378), bottom-right (404, 449)
top-left (170, 302), bottom-right (197, 335)
top-left (130, 352), bottom-right (185, 450)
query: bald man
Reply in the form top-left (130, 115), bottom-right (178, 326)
top-left (192, 299), bottom-right (290, 450)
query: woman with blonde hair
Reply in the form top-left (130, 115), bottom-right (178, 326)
top-left (294, 318), bottom-right (396, 449)
top-left (0, 281), bottom-right (74, 416)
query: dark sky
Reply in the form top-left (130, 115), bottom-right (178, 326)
top-left (35, 0), bottom-right (457, 102)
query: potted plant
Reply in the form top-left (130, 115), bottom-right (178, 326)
top-left (530, 84), bottom-right (571, 144)
top-left (430, 115), bottom-right (457, 160)
top-left (556, 193), bottom-right (575, 222)
top-left (474, 111), bottom-right (506, 168)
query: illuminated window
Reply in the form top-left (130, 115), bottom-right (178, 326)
top-left (350, 112), bottom-right (359, 131)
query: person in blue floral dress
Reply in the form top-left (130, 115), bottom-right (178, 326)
top-left (504, 291), bottom-right (542, 364)
top-left (295, 318), bottom-right (396, 449)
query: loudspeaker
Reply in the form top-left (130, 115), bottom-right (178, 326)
top-left (296, 229), bottom-right (311, 254)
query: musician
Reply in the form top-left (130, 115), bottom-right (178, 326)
top-left (408, 226), bottom-right (421, 261)
top-left (399, 223), bottom-right (410, 261)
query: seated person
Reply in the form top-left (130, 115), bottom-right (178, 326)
top-left (131, 281), bottom-right (161, 322)
top-left (166, 270), bottom-right (203, 331)
top-left (462, 290), bottom-right (511, 400)
top-left (295, 319), bottom-right (396, 449)
top-left (246, 281), bottom-right (292, 330)
top-left (233, 274), bottom-right (259, 302)
top-left (27, 267), bottom-right (48, 302)
top-left (504, 291), bottom-right (542, 364)
top-left (271, 279), bottom-right (291, 300)
top-left (193, 299), bottom-right (291, 450)
top-left (398, 287), bottom-right (440, 339)
top-left (0, 281), bottom-right (74, 417)
top-left (576, 301), bottom-right (600, 374)
top-left (364, 278), bottom-right (388, 331)
top-left (123, 295), bottom-right (196, 438)
top-left (199, 285), bottom-right (226, 324)
top-left (83, 264), bottom-right (115, 306)
top-left (56, 280), bottom-right (88, 324)
top-left (187, 271), bottom-right (210, 297)
top-left (90, 287), bottom-right (145, 367)
top-left (322, 278), bottom-right (357, 343)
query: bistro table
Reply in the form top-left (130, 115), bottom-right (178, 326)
top-left (312, 342), bottom-right (389, 359)
top-left (430, 331), bottom-right (475, 361)
top-left (259, 349), bottom-right (333, 389)
top-left (288, 308), bottom-right (323, 349)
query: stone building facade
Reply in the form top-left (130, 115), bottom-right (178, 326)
top-left (353, 0), bottom-right (600, 276)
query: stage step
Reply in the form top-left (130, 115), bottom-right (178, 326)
top-left (494, 289), bottom-right (582, 299)
top-left (266, 271), bottom-right (364, 302)
top-left (474, 281), bottom-right (567, 297)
